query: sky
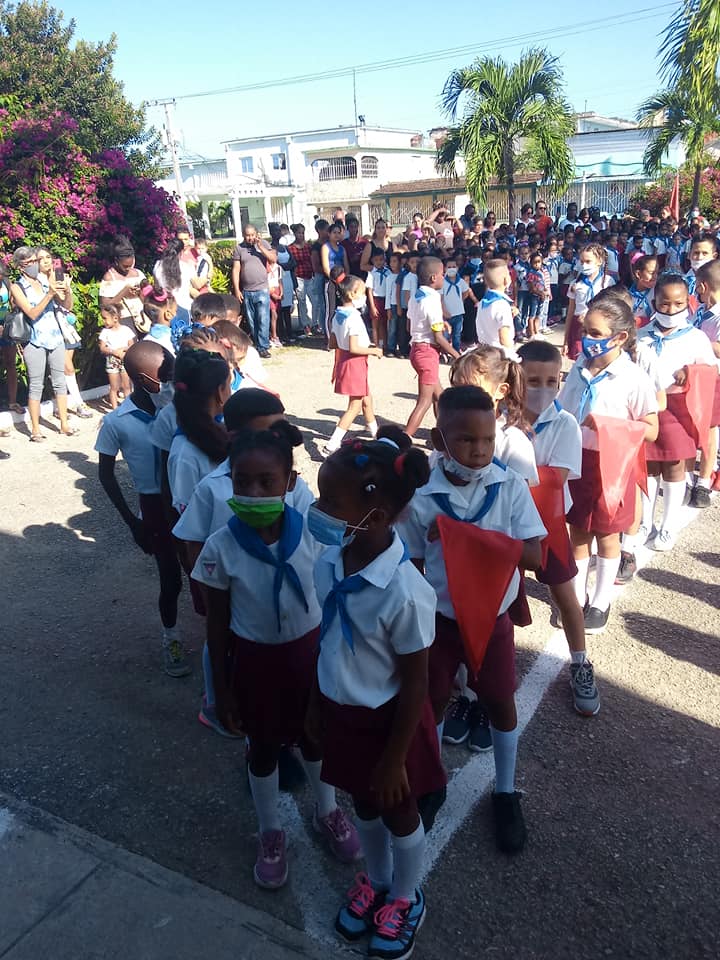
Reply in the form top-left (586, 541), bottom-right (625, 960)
top-left (65, 0), bottom-right (681, 160)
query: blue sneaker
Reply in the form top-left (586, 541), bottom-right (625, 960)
top-left (368, 888), bottom-right (426, 959)
top-left (198, 701), bottom-right (244, 739)
top-left (335, 873), bottom-right (387, 942)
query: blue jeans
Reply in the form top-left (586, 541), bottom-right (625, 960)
top-left (387, 305), bottom-right (398, 354)
top-left (309, 275), bottom-right (326, 333)
top-left (244, 289), bottom-right (270, 352)
top-left (449, 314), bottom-right (464, 352)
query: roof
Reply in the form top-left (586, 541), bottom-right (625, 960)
top-left (370, 172), bottom-right (543, 196)
top-left (221, 124), bottom-right (424, 145)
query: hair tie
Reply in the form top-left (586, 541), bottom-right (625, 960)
top-left (376, 437), bottom-right (400, 450)
top-left (335, 272), bottom-right (346, 283)
top-left (354, 454), bottom-right (369, 467)
top-left (174, 381), bottom-right (188, 391)
top-left (393, 453), bottom-right (407, 476)
top-left (218, 336), bottom-right (232, 350)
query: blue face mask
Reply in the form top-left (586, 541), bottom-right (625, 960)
top-left (469, 258), bottom-right (482, 267)
top-left (581, 335), bottom-right (616, 360)
top-left (307, 503), bottom-right (373, 547)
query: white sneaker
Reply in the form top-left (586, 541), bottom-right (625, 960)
top-left (636, 523), bottom-right (652, 545)
top-left (650, 528), bottom-right (676, 552)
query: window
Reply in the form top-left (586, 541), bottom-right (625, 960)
top-left (272, 153), bottom-right (287, 170)
top-left (240, 157), bottom-right (254, 174)
top-left (312, 156), bottom-right (357, 182)
top-left (360, 155), bottom-right (378, 178)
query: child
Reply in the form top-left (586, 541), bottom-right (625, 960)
top-left (686, 232), bottom-right (719, 299)
top-left (398, 386), bottom-right (546, 853)
top-left (526, 251), bottom-right (551, 339)
top-left (171, 291), bottom-right (226, 351)
top-left (95, 340), bottom-right (189, 677)
top-left (460, 245), bottom-right (486, 347)
top-left (628, 255), bottom-right (658, 327)
top-left (441, 257), bottom-right (473, 354)
top-left (637, 273), bottom-right (716, 550)
top-left (544, 238), bottom-right (561, 320)
top-left (563, 242), bottom-right (614, 360)
top-left (692, 259), bottom-right (720, 507)
top-left (517, 339), bottom-right (599, 716)
top-left (604, 234), bottom-right (620, 282)
top-left (192, 238), bottom-right (214, 297)
top-left (557, 245), bottom-right (576, 321)
top-left (514, 243), bottom-right (531, 339)
top-left (212, 320), bottom-right (252, 391)
top-left (400, 252), bottom-right (420, 316)
top-left (323, 275), bottom-right (383, 457)
top-left (308, 431), bottom-right (443, 956)
top-left (192, 422), bottom-right (360, 888)
top-left (142, 285), bottom-right (177, 354)
top-left (405, 257), bottom-right (460, 437)
top-left (559, 297), bottom-right (659, 633)
top-left (385, 251), bottom-right (404, 358)
top-left (98, 303), bottom-right (135, 409)
top-left (366, 249), bottom-right (390, 350)
top-left (665, 232), bottom-right (685, 272)
top-left (474, 259), bottom-right (514, 352)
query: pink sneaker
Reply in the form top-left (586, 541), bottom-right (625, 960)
top-left (253, 829), bottom-right (288, 889)
top-left (313, 806), bottom-right (361, 863)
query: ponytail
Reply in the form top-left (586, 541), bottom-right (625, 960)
top-left (173, 349), bottom-right (230, 464)
top-left (450, 344), bottom-right (529, 432)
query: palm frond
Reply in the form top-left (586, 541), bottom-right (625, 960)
top-left (659, 0), bottom-right (720, 99)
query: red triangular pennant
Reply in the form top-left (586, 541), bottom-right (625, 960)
top-left (587, 415), bottom-right (648, 519)
top-left (677, 364), bottom-right (718, 457)
top-left (531, 466), bottom-right (572, 568)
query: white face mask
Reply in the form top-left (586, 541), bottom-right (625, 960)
top-left (150, 382), bottom-right (174, 409)
top-left (654, 308), bottom-right (689, 329)
top-left (352, 295), bottom-right (367, 310)
top-left (580, 263), bottom-right (596, 276)
top-left (446, 268), bottom-right (458, 278)
top-left (526, 386), bottom-right (558, 416)
top-left (439, 430), bottom-right (489, 482)
top-left (690, 256), bottom-right (713, 272)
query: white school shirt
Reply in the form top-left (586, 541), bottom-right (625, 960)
top-left (167, 434), bottom-right (218, 513)
top-left (495, 420), bottom-right (539, 485)
top-left (407, 286), bottom-right (444, 344)
top-left (98, 325), bottom-right (135, 353)
top-left (149, 403), bottom-right (178, 453)
top-left (635, 341), bottom-right (665, 394)
top-left (567, 272), bottom-right (614, 317)
top-left (94, 398), bottom-right (161, 494)
top-left (559, 351), bottom-right (658, 450)
top-left (530, 400), bottom-right (583, 512)
top-left (642, 238), bottom-right (657, 256)
top-left (241, 345), bottom-right (268, 385)
top-left (315, 530), bottom-right (437, 709)
top-left (401, 271), bottom-right (418, 308)
top-left (441, 276), bottom-right (468, 317)
top-left (143, 325), bottom-right (175, 354)
top-left (173, 463), bottom-right (314, 543)
top-left (699, 304), bottom-right (720, 369)
top-left (332, 306), bottom-right (369, 352)
top-left (475, 295), bottom-right (513, 347)
top-left (385, 271), bottom-right (401, 307)
top-left (366, 266), bottom-right (391, 301)
top-left (191, 513), bottom-right (322, 643)
top-left (605, 247), bottom-right (620, 277)
top-left (396, 461), bottom-right (546, 619)
top-left (665, 244), bottom-right (684, 270)
top-left (637, 321), bottom-right (716, 392)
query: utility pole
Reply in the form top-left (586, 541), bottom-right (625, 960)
top-left (353, 69), bottom-right (358, 129)
top-left (145, 97), bottom-right (187, 217)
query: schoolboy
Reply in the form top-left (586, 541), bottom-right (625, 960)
top-left (691, 259), bottom-right (720, 507)
top-left (475, 258), bottom-right (515, 352)
top-left (171, 291), bottom-right (226, 351)
top-left (441, 256), bottom-right (475, 353)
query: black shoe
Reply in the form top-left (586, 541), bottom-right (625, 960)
top-left (492, 791), bottom-right (527, 853)
top-left (691, 485), bottom-right (712, 508)
top-left (467, 701), bottom-right (493, 753)
top-left (614, 551), bottom-right (637, 585)
top-left (277, 746), bottom-right (305, 792)
top-left (683, 483), bottom-right (694, 507)
top-left (442, 695), bottom-right (471, 744)
top-left (417, 785), bottom-right (447, 834)
top-left (259, 348), bottom-right (272, 359)
top-left (584, 605), bottom-right (609, 635)
top-left (0, 450), bottom-right (9, 460)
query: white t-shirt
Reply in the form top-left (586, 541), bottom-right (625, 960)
top-left (401, 271), bottom-right (418, 308)
top-left (98, 325), bottom-right (135, 353)
top-left (315, 530), bottom-right (437, 709)
top-left (530, 400), bottom-right (583, 512)
top-left (441, 277), bottom-right (468, 317)
top-left (332, 306), bottom-right (370, 352)
top-left (397, 460), bottom-right (546, 619)
top-left (366, 266), bottom-right (391, 301)
top-left (637, 322), bottom-right (716, 392)
top-left (699, 304), bottom-right (720, 370)
top-left (99, 268), bottom-right (146, 322)
top-left (154, 259), bottom-right (196, 311)
top-left (567, 273), bottom-right (614, 317)
top-left (407, 286), bottom-right (444, 344)
top-left (495, 420), bottom-right (539, 485)
top-left (386, 271), bottom-right (401, 308)
top-left (94, 398), bottom-right (161, 494)
top-left (191, 512), bottom-right (322, 643)
top-left (167, 434), bottom-right (218, 513)
top-left (475, 294), bottom-right (513, 347)
top-left (149, 403), bottom-right (178, 453)
top-left (241, 345), bottom-right (268, 384)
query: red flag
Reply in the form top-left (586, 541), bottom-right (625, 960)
top-left (437, 516), bottom-right (522, 676)
top-left (669, 171), bottom-right (680, 222)
top-left (587, 415), bottom-right (648, 518)
top-left (677, 364), bottom-right (718, 457)
top-left (531, 466), bottom-right (572, 568)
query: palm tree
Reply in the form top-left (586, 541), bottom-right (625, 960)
top-left (659, 0), bottom-right (720, 100)
top-left (437, 48), bottom-right (574, 225)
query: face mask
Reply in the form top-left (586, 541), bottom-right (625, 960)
top-left (352, 295), bottom-right (367, 310)
top-left (227, 494), bottom-right (285, 529)
top-left (150, 382), bottom-right (174, 409)
top-left (691, 256), bottom-right (713, 271)
top-left (439, 430), bottom-right (488, 482)
top-left (446, 268), bottom-right (457, 278)
top-left (307, 504), bottom-right (373, 547)
top-left (469, 258), bottom-right (481, 267)
top-left (580, 263), bottom-right (596, 276)
top-left (23, 263), bottom-right (40, 279)
top-left (654, 308), bottom-right (689, 329)
top-left (526, 386), bottom-right (557, 416)
top-left (581, 335), bottom-right (616, 360)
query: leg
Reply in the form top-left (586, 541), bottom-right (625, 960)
top-left (655, 460), bottom-right (686, 547)
top-left (405, 382), bottom-right (438, 437)
top-left (154, 545), bottom-right (182, 629)
top-left (48, 344), bottom-right (70, 432)
top-left (22, 343), bottom-right (47, 436)
top-left (550, 579), bottom-right (600, 717)
top-left (361, 395), bottom-right (378, 437)
top-left (107, 371), bottom-right (121, 409)
top-left (589, 530), bottom-right (621, 615)
top-left (120, 369), bottom-right (132, 397)
top-left (326, 397), bottom-right (363, 452)
top-left (694, 427), bottom-right (718, 506)
top-left (63, 349), bottom-right (84, 412)
top-left (386, 309), bottom-right (397, 355)
top-left (569, 524), bottom-right (593, 606)
top-left (269, 301), bottom-right (278, 342)
top-left (641, 464), bottom-right (661, 533)
top-left (3, 344), bottom-right (21, 409)
top-left (617, 486), bottom-right (643, 584)
top-left (485, 695), bottom-right (527, 853)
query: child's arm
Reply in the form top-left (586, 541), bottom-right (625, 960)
top-left (520, 536), bottom-right (543, 571)
top-left (97, 453), bottom-right (151, 553)
top-left (563, 294), bottom-right (576, 353)
top-left (349, 335), bottom-right (382, 358)
top-left (432, 327), bottom-right (459, 359)
top-left (205, 585), bottom-right (242, 734)
top-left (499, 325), bottom-right (514, 350)
top-left (640, 412), bottom-right (659, 442)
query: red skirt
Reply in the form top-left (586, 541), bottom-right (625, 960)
top-left (320, 694), bottom-right (446, 808)
top-left (567, 448), bottom-right (635, 534)
top-left (230, 628), bottom-right (319, 744)
top-left (645, 392), bottom-right (697, 462)
top-left (372, 294), bottom-right (386, 317)
top-left (138, 493), bottom-right (174, 554)
top-left (566, 315), bottom-right (583, 360)
top-left (711, 377), bottom-right (720, 428)
top-left (334, 350), bottom-right (369, 396)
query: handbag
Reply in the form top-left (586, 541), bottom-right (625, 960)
top-left (55, 309), bottom-right (82, 349)
top-left (121, 298), bottom-right (151, 335)
top-left (2, 307), bottom-right (33, 344)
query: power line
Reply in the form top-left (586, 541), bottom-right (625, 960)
top-left (146, 5), bottom-right (677, 105)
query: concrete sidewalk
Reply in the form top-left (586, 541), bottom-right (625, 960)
top-left (0, 795), bottom-right (326, 960)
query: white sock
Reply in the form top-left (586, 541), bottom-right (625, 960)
top-left (65, 373), bottom-right (83, 408)
top-left (686, 471), bottom-right (696, 488)
top-left (300, 758), bottom-right (336, 819)
top-left (660, 479), bottom-right (686, 533)
top-left (642, 476), bottom-right (660, 530)
top-left (248, 768), bottom-right (281, 834)
top-left (490, 725), bottom-right (519, 794)
top-left (697, 477), bottom-right (711, 490)
top-left (622, 531), bottom-right (639, 553)
top-left (573, 557), bottom-right (590, 606)
top-left (570, 649), bottom-right (587, 665)
top-left (436, 721), bottom-right (444, 751)
top-left (356, 817), bottom-right (392, 890)
top-left (591, 556), bottom-right (620, 612)
top-left (389, 821), bottom-right (425, 902)
top-left (327, 426), bottom-right (346, 451)
top-left (368, 419), bottom-right (378, 438)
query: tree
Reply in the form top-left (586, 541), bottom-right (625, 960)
top-left (437, 48), bottom-right (574, 225)
top-left (0, 1), bottom-right (160, 174)
top-left (659, 0), bottom-right (720, 100)
top-left (628, 161), bottom-right (720, 222)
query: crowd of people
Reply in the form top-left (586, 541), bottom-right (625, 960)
top-left (1, 198), bottom-right (719, 960)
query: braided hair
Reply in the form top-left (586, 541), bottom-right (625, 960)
top-left (173, 348), bottom-right (230, 464)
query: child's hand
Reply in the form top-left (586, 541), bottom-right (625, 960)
top-left (427, 519), bottom-right (440, 542)
top-left (371, 347), bottom-right (383, 358)
top-left (443, 321), bottom-right (452, 335)
top-left (511, 305), bottom-right (519, 317)
top-left (673, 366), bottom-right (688, 386)
top-left (370, 754), bottom-right (410, 810)
top-left (215, 686), bottom-right (243, 736)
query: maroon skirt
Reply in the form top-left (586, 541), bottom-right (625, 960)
top-left (567, 448), bottom-right (635, 534)
top-left (431, 613), bottom-right (517, 706)
top-left (230, 628), bottom-right (319, 744)
top-left (334, 350), bottom-right (369, 397)
top-left (536, 531), bottom-right (578, 586)
top-left (138, 493), bottom-right (174, 554)
top-left (711, 377), bottom-right (720, 428)
top-left (645, 392), bottom-right (697, 462)
top-left (566, 315), bottom-right (583, 360)
top-left (320, 694), bottom-right (446, 808)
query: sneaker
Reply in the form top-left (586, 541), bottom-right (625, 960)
top-left (584, 605), bottom-right (610, 635)
top-left (320, 443), bottom-right (338, 459)
top-left (442, 695), bottom-right (471, 744)
top-left (278, 746), bottom-right (305, 792)
top-left (253, 829), bottom-right (288, 889)
top-left (691, 485), bottom-right (712, 508)
top-left (467, 701), bottom-right (493, 753)
top-left (73, 404), bottom-right (93, 419)
top-left (491, 791), bottom-right (527, 854)
top-left (570, 660), bottom-right (600, 716)
top-left (162, 631), bottom-right (192, 678)
top-left (614, 550), bottom-right (637, 585)
top-left (313, 806), bottom-right (361, 863)
top-left (636, 523), bottom-right (652, 545)
top-left (368, 888), bottom-right (426, 960)
top-left (683, 483), bottom-right (695, 507)
top-left (335, 873), bottom-right (387, 942)
top-left (258, 348), bottom-right (271, 359)
top-left (198, 701), bottom-right (244, 738)
top-left (650, 528), bottom-right (676, 552)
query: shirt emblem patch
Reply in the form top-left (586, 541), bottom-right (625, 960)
top-left (203, 561), bottom-right (217, 576)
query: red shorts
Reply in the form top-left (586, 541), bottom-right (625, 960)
top-left (410, 342), bottom-right (440, 386)
top-left (645, 392), bottom-right (697, 462)
top-left (535, 528), bottom-right (578, 585)
top-left (320, 694), bottom-right (446, 809)
top-left (334, 350), bottom-right (369, 397)
top-left (430, 612), bottom-right (516, 706)
top-left (138, 493), bottom-right (174, 555)
top-left (711, 376), bottom-right (720, 428)
top-left (567, 448), bottom-right (635, 534)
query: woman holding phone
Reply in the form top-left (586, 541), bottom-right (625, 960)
top-left (99, 238), bottom-right (146, 335)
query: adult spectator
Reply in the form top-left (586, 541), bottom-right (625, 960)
top-left (154, 238), bottom-right (201, 327)
top-left (231, 223), bottom-right (277, 358)
top-left (9, 246), bottom-right (75, 441)
top-left (558, 203), bottom-right (582, 231)
top-left (309, 219), bottom-right (330, 336)
top-left (320, 222), bottom-right (350, 336)
top-left (484, 210), bottom-right (498, 234)
top-left (459, 203), bottom-right (477, 231)
top-left (360, 218), bottom-right (394, 273)
top-left (533, 199), bottom-right (554, 240)
top-left (515, 203), bottom-right (534, 229)
top-left (342, 214), bottom-right (367, 278)
top-left (0, 262), bottom-right (23, 417)
top-left (404, 212), bottom-right (425, 248)
top-left (176, 227), bottom-right (196, 264)
top-left (332, 207), bottom-right (349, 239)
top-left (288, 223), bottom-right (313, 332)
top-left (99, 238), bottom-right (147, 336)
top-left (427, 206), bottom-right (458, 243)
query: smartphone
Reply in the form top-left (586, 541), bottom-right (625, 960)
top-left (53, 259), bottom-right (65, 282)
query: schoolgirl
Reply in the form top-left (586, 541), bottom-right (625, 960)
top-left (366, 249), bottom-right (391, 350)
top-left (692, 259), bottom-right (720, 507)
top-left (563, 242), bottom-right (615, 359)
top-left (628, 255), bottom-right (658, 327)
top-left (142, 285), bottom-right (177, 354)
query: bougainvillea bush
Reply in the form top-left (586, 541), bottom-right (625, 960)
top-left (628, 162), bottom-right (720, 222)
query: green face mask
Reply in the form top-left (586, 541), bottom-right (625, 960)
top-left (227, 495), bottom-right (285, 529)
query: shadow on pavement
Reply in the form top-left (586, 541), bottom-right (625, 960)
top-left (622, 611), bottom-right (719, 675)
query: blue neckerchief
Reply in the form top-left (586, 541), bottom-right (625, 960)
top-left (578, 270), bottom-right (604, 298)
top-left (334, 305), bottom-right (353, 324)
top-left (629, 284), bottom-right (651, 315)
top-left (321, 541), bottom-right (410, 652)
top-left (415, 288), bottom-right (428, 301)
top-left (577, 369), bottom-right (610, 422)
top-left (127, 407), bottom-right (156, 424)
top-left (469, 264), bottom-right (483, 285)
top-left (533, 399), bottom-right (562, 434)
top-left (431, 460), bottom-right (506, 523)
top-left (227, 506), bottom-right (308, 631)
top-left (481, 289), bottom-right (510, 309)
top-left (693, 306), bottom-right (706, 329)
top-left (231, 368), bottom-right (243, 391)
top-left (686, 273), bottom-right (697, 296)
top-left (375, 266), bottom-right (388, 282)
top-left (647, 322), bottom-right (693, 356)
top-left (444, 276), bottom-right (461, 293)
top-left (171, 318), bottom-right (206, 351)
top-left (148, 324), bottom-right (172, 344)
